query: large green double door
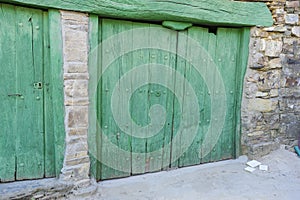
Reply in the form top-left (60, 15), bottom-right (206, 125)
top-left (90, 18), bottom-right (250, 180)
top-left (0, 4), bottom-right (59, 182)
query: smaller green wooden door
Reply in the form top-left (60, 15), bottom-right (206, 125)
top-left (89, 18), bottom-right (250, 181)
top-left (0, 4), bottom-right (60, 182)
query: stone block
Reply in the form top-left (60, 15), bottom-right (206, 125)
top-left (250, 27), bottom-right (269, 38)
top-left (286, 1), bottom-right (300, 8)
top-left (268, 58), bottom-right (282, 69)
top-left (61, 11), bottom-right (89, 22)
top-left (265, 40), bottom-right (283, 57)
top-left (292, 26), bottom-right (300, 37)
top-left (285, 14), bottom-right (299, 25)
top-left (283, 38), bottom-right (297, 45)
top-left (65, 80), bottom-right (88, 98)
top-left (66, 157), bottom-right (90, 166)
top-left (248, 141), bottom-right (280, 159)
top-left (250, 52), bottom-right (266, 69)
top-left (65, 47), bottom-right (88, 62)
top-left (64, 62), bottom-right (88, 73)
top-left (64, 30), bottom-right (87, 47)
top-left (256, 91), bottom-right (268, 98)
top-left (269, 89), bottom-right (279, 97)
top-left (61, 163), bottom-right (90, 181)
top-left (263, 26), bottom-right (287, 32)
top-left (247, 131), bottom-right (265, 137)
top-left (64, 73), bottom-right (89, 80)
top-left (65, 98), bottom-right (89, 106)
top-left (257, 70), bottom-right (281, 91)
top-left (66, 151), bottom-right (89, 161)
top-left (68, 128), bottom-right (88, 136)
top-left (66, 106), bottom-right (89, 128)
top-left (66, 135), bottom-right (88, 145)
top-left (275, 8), bottom-right (284, 15)
top-left (248, 98), bottom-right (278, 112)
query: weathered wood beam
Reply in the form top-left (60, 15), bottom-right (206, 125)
top-left (0, 0), bottom-right (273, 26)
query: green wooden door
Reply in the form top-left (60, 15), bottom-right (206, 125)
top-left (89, 18), bottom-right (250, 181)
top-left (0, 4), bottom-right (57, 182)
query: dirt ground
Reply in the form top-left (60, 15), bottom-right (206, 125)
top-left (75, 147), bottom-right (300, 200)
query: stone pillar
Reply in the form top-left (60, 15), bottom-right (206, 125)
top-left (60, 11), bottom-right (91, 187)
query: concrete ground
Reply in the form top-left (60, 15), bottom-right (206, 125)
top-left (75, 147), bottom-right (300, 200)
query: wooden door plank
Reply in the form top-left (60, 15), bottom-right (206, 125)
top-left (171, 30), bottom-right (187, 169)
top-left (200, 31), bottom-right (217, 164)
top-left (177, 27), bottom-right (209, 167)
top-left (0, 3), bottom-right (17, 182)
top-left (146, 24), bottom-right (177, 173)
top-left (130, 22), bottom-right (150, 175)
top-left (234, 28), bottom-right (250, 158)
top-left (213, 28), bottom-right (241, 161)
top-left (43, 11), bottom-right (56, 177)
top-left (48, 9), bottom-right (65, 177)
top-left (88, 14), bottom-right (100, 180)
top-left (100, 19), bottom-right (132, 180)
top-left (15, 6), bottom-right (44, 180)
top-left (192, 28), bottom-right (211, 165)
top-left (158, 28), bottom-right (177, 171)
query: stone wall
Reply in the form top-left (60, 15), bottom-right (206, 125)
top-left (240, 0), bottom-right (300, 158)
top-left (60, 11), bottom-right (91, 187)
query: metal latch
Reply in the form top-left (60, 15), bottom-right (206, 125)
top-left (34, 82), bottom-right (43, 89)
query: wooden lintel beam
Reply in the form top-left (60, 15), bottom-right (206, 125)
top-left (0, 0), bottom-right (273, 27)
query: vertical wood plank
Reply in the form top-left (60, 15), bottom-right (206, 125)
top-left (15, 6), bottom-right (44, 180)
top-left (146, 24), bottom-right (177, 172)
top-left (43, 10), bottom-right (56, 177)
top-left (88, 14), bottom-right (100, 180)
top-left (177, 27), bottom-right (208, 167)
top-left (0, 3), bottom-right (17, 182)
top-left (130, 22), bottom-right (150, 175)
top-left (212, 28), bottom-right (240, 161)
top-left (200, 30), bottom-right (217, 164)
top-left (234, 28), bottom-right (250, 158)
top-left (100, 19), bottom-right (132, 180)
top-left (194, 29), bottom-right (211, 165)
top-left (48, 9), bottom-right (65, 177)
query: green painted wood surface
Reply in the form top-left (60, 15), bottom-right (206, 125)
top-left (88, 14), bottom-right (100, 180)
top-left (234, 28), bottom-right (251, 157)
top-left (0, 0), bottom-right (272, 27)
top-left (48, 9), bottom-right (65, 177)
top-left (0, 3), bottom-right (17, 182)
top-left (43, 11), bottom-right (56, 178)
top-left (0, 4), bottom-right (65, 182)
top-left (90, 18), bottom-right (250, 181)
top-left (130, 22), bottom-right (150, 175)
top-left (99, 19), bottom-right (132, 179)
top-left (175, 27), bottom-right (210, 167)
top-left (15, 5), bottom-right (45, 180)
top-left (162, 21), bottom-right (193, 31)
top-left (146, 24), bottom-right (177, 173)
